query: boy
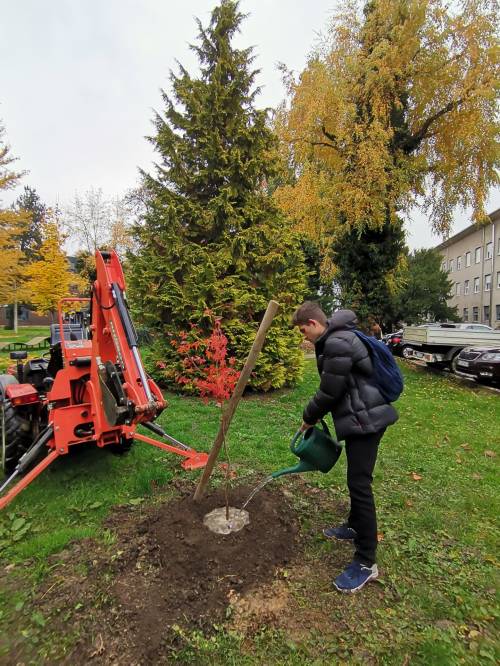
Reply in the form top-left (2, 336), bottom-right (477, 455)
top-left (293, 302), bottom-right (398, 592)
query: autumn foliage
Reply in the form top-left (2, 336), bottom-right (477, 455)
top-left (24, 215), bottom-right (86, 317)
top-left (158, 313), bottom-right (240, 404)
top-left (276, 0), bottom-right (499, 238)
top-left (0, 123), bottom-right (31, 320)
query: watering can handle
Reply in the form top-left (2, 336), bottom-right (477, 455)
top-left (290, 430), bottom-right (303, 454)
top-left (319, 419), bottom-right (331, 437)
top-left (290, 419), bottom-right (331, 454)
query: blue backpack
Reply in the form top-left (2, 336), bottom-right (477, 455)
top-left (354, 330), bottom-right (404, 403)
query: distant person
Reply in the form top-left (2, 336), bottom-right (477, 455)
top-left (370, 321), bottom-right (383, 340)
top-left (292, 302), bottom-right (398, 593)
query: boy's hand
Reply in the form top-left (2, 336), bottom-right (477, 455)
top-left (300, 420), bottom-right (315, 432)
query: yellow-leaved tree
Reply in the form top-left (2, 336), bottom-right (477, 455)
top-left (24, 215), bottom-right (85, 319)
top-left (275, 0), bottom-right (499, 322)
top-left (0, 123), bottom-right (30, 331)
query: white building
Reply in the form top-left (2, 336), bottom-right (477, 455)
top-left (436, 208), bottom-right (500, 328)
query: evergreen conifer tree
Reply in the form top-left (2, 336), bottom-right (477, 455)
top-left (129, 0), bottom-right (307, 391)
top-left (331, 217), bottom-right (407, 327)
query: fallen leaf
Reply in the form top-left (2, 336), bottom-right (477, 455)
top-left (411, 473), bottom-right (423, 481)
top-left (471, 473), bottom-right (482, 480)
top-left (468, 630), bottom-right (480, 639)
top-left (484, 450), bottom-right (496, 458)
top-left (405, 500), bottom-right (413, 507)
top-left (377, 532), bottom-right (384, 542)
top-left (435, 619), bottom-right (454, 630)
top-left (460, 443), bottom-right (471, 450)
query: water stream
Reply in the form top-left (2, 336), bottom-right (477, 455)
top-left (203, 476), bottom-right (276, 535)
top-left (240, 474), bottom-right (275, 510)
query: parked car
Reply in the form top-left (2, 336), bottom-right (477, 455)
top-left (383, 330), bottom-right (405, 356)
top-left (455, 345), bottom-right (500, 385)
top-left (401, 323), bottom-right (500, 370)
top-left (440, 323), bottom-right (493, 332)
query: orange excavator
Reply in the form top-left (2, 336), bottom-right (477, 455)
top-left (0, 250), bottom-right (207, 510)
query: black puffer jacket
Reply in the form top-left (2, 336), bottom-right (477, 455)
top-left (303, 310), bottom-right (398, 441)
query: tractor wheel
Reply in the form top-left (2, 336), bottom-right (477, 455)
top-left (108, 436), bottom-right (134, 455)
top-left (1, 399), bottom-right (33, 475)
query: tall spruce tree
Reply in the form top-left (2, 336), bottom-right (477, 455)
top-left (129, 0), bottom-right (307, 391)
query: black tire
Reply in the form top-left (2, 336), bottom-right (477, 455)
top-left (401, 345), bottom-right (412, 359)
top-left (451, 354), bottom-right (461, 375)
top-left (1, 399), bottom-right (33, 475)
top-left (107, 436), bottom-right (134, 455)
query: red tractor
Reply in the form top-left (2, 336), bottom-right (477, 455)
top-left (0, 250), bottom-right (207, 510)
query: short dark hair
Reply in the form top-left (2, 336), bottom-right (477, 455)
top-left (292, 301), bottom-right (328, 326)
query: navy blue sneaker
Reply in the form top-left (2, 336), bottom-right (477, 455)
top-left (323, 524), bottom-right (357, 541)
top-left (333, 561), bottom-right (379, 593)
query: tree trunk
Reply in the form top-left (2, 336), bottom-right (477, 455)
top-left (13, 295), bottom-right (18, 334)
top-left (193, 300), bottom-right (280, 502)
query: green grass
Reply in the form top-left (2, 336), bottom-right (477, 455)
top-left (0, 359), bottom-right (499, 664)
top-left (0, 326), bottom-right (50, 372)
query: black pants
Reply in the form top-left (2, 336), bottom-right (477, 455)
top-left (344, 429), bottom-right (385, 566)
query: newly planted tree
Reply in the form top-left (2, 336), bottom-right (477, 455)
top-left (129, 0), bottom-right (306, 391)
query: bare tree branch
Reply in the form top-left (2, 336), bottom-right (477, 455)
top-left (398, 98), bottom-right (463, 154)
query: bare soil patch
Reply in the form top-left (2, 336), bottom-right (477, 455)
top-left (31, 482), bottom-right (300, 664)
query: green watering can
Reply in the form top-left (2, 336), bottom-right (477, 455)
top-left (271, 420), bottom-right (342, 478)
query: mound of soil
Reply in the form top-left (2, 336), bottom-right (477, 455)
top-left (39, 482), bottom-right (300, 664)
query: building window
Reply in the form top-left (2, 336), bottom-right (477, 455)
top-left (465, 251), bottom-right (471, 267)
top-left (496, 304), bottom-right (500, 321)
top-left (475, 247), bottom-right (481, 263)
top-left (464, 280), bottom-right (470, 295)
top-left (473, 306), bottom-right (479, 322)
top-left (474, 277), bottom-right (480, 293)
top-left (463, 307), bottom-right (468, 321)
top-left (498, 237), bottom-right (500, 255)
top-left (497, 271), bottom-right (500, 289)
top-left (449, 259), bottom-right (454, 272)
top-left (484, 305), bottom-right (490, 322)
top-left (441, 260), bottom-right (447, 271)
top-left (486, 242), bottom-right (493, 259)
top-left (455, 282), bottom-right (461, 295)
top-left (456, 255), bottom-right (462, 270)
top-left (485, 274), bottom-right (491, 291)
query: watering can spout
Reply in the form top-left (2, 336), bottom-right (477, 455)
top-left (271, 459), bottom-right (317, 479)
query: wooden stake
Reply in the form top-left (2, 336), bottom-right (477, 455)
top-left (193, 300), bottom-right (280, 501)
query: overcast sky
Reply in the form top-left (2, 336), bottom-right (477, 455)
top-left (1, 0), bottom-right (498, 250)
